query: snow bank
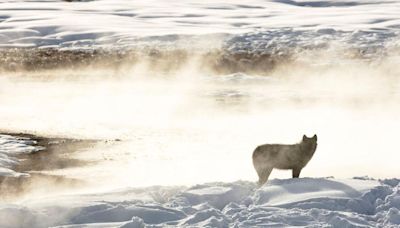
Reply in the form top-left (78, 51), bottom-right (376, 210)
top-left (0, 134), bottom-right (44, 177)
top-left (1, 178), bottom-right (399, 227)
top-left (0, 0), bottom-right (399, 50)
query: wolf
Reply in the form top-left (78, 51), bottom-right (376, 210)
top-left (252, 134), bottom-right (317, 185)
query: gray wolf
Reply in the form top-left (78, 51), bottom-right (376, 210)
top-left (252, 134), bottom-right (317, 185)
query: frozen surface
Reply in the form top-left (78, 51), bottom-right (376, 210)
top-left (0, 134), bottom-right (44, 177)
top-left (0, 0), bottom-right (399, 50)
top-left (1, 178), bottom-right (399, 227)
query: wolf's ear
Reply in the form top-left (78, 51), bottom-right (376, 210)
top-left (303, 135), bottom-right (307, 140)
top-left (313, 134), bottom-right (317, 140)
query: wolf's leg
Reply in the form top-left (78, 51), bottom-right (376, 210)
top-left (255, 167), bottom-right (263, 185)
top-left (258, 167), bottom-right (273, 186)
top-left (292, 168), bottom-right (301, 178)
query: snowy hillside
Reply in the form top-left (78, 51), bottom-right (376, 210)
top-left (0, 0), bottom-right (399, 50)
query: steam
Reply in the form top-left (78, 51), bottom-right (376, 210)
top-left (1, 47), bottom-right (400, 194)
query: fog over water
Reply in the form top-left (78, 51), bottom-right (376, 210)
top-left (1, 51), bottom-right (400, 189)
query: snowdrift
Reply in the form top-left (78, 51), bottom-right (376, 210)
top-left (1, 178), bottom-right (399, 227)
top-left (0, 134), bottom-right (44, 178)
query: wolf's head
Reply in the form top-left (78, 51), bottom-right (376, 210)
top-left (302, 134), bottom-right (317, 142)
top-left (301, 134), bottom-right (318, 154)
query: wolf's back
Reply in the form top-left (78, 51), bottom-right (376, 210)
top-left (252, 144), bottom-right (301, 168)
top-left (252, 144), bottom-right (284, 162)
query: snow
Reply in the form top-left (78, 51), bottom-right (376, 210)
top-left (0, 178), bottom-right (399, 227)
top-left (0, 134), bottom-right (44, 177)
top-left (0, 0), bottom-right (399, 51)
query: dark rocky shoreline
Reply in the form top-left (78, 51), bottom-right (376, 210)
top-left (0, 48), bottom-right (291, 75)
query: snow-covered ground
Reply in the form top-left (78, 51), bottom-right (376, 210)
top-left (0, 134), bottom-right (43, 178)
top-left (0, 0), bottom-right (399, 51)
top-left (1, 177), bottom-right (400, 227)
